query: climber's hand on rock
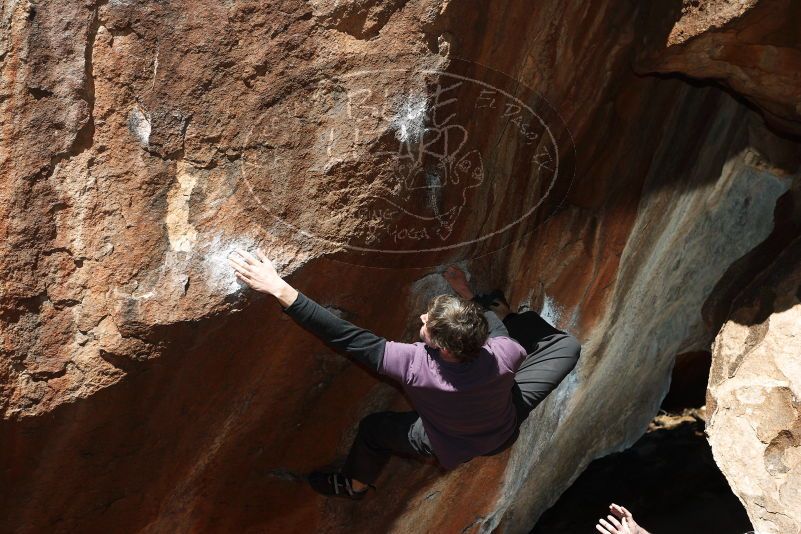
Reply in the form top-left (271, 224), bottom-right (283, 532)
top-left (443, 265), bottom-right (474, 299)
top-left (228, 249), bottom-right (298, 307)
top-left (228, 249), bottom-right (280, 293)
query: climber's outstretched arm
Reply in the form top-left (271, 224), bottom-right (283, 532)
top-left (228, 249), bottom-right (385, 371)
top-left (281, 292), bottom-right (386, 370)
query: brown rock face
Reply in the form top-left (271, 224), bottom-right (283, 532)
top-left (1, 0), bottom-right (799, 532)
top-left (636, 0), bottom-right (801, 135)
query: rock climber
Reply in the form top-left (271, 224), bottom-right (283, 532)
top-left (228, 251), bottom-right (581, 500)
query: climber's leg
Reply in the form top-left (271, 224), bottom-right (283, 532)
top-left (512, 332), bottom-right (581, 422)
top-left (309, 411), bottom-right (432, 499)
top-left (342, 411), bottom-right (434, 486)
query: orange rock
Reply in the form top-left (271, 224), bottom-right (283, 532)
top-left (1, 0), bottom-right (799, 532)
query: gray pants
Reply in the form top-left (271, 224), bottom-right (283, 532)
top-left (511, 332), bottom-right (581, 423)
top-left (342, 329), bottom-right (581, 484)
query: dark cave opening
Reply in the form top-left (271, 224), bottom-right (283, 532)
top-left (530, 350), bottom-right (752, 533)
top-left (530, 412), bottom-right (753, 534)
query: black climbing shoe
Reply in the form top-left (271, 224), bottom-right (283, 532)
top-left (308, 471), bottom-right (369, 500)
top-left (474, 289), bottom-right (508, 309)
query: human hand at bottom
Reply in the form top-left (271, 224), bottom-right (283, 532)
top-left (595, 503), bottom-right (649, 534)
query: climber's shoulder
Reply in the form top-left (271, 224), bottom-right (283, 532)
top-left (379, 341), bottom-right (426, 383)
top-left (484, 336), bottom-right (527, 372)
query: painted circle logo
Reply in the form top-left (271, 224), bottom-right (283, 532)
top-left (240, 58), bottom-right (574, 266)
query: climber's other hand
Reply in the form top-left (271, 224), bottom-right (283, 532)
top-left (443, 265), bottom-right (474, 299)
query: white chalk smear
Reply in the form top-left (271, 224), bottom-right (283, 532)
top-left (517, 288), bottom-right (535, 313)
top-left (203, 235), bottom-right (259, 295)
top-left (391, 95), bottom-right (427, 143)
top-left (128, 104), bottom-right (151, 147)
top-left (539, 293), bottom-right (564, 327)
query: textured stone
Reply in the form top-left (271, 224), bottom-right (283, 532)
top-left (1, 0), bottom-right (800, 532)
top-left (707, 241), bottom-right (801, 534)
top-left (636, 0), bottom-right (801, 135)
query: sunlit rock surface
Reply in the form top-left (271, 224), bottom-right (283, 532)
top-left (707, 244), bottom-right (801, 534)
top-left (1, 0), bottom-right (800, 532)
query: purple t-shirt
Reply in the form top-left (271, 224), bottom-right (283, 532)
top-left (380, 336), bottom-right (528, 469)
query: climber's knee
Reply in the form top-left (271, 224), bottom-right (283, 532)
top-left (566, 338), bottom-right (581, 378)
top-left (563, 334), bottom-right (581, 362)
top-left (357, 412), bottom-right (388, 439)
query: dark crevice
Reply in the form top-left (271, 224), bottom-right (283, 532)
top-left (661, 351), bottom-right (712, 412)
top-left (78, 1), bottom-right (101, 148)
top-left (0, 293), bottom-right (49, 323)
top-left (634, 70), bottom-right (801, 142)
top-left (531, 416), bottom-right (753, 533)
top-left (40, 246), bottom-right (72, 256)
top-left (107, 25), bottom-right (137, 38)
top-left (461, 515), bottom-right (486, 534)
top-left (28, 86), bottom-right (53, 99)
top-left (28, 366), bottom-right (69, 382)
top-left (264, 468), bottom-right (305, 482)
top-left (52, 299), bottom-right (81, 310)
top-left (47, 201), bottom-right (68, 214)
top-left (98, 350), bottom-right (147, 374)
